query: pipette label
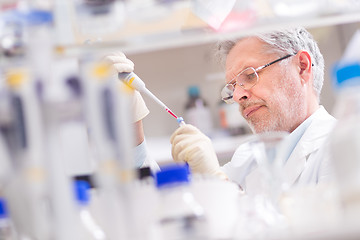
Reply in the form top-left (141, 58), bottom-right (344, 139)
top-left (128, 77), bottom-right (135, 85)
top-left (123, 77), bottom-right (135, 90)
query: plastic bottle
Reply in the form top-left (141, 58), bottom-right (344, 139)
top-left (2, 9), bottom-right (54, 240)
top-left (0, 198), bottom-right (17, 240)
top-left (184, 86), bottom-right (213, 136)
top-left (329, 62), bottom-right (360, 217)
top-left (74, 180), bottom-right (107, 240)
top-left (153, 164), bottom-right (208, 240)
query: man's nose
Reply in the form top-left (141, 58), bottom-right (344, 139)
top-left (233, 86), bottom-right (250, 102)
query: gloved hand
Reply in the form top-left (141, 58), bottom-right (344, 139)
top-left (170, 124), bottom-right (228, 180)
top-left (103, 52), bottom-right (149, 122)
top-left (103, 51), bottom-right (134, 73)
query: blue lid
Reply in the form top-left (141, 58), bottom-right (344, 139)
top-left (188, 86), bottom-right (200, 97)
top-left (2, 9), bottom-right (53, 26)
top-left (156, 164), bottom-right (190, 188)
top-left (0, 198), bottom-right (9, 218)
top-left (333, 62), bottom-right (360, 89)
top-left (24, 10), bottom-right (53, 25)
top-left (74, 180), bottom-right (90, 205)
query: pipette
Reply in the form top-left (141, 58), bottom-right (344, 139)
top-left (118, 72), bottom-right (185, 126)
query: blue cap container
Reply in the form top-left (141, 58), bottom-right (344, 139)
top-left (188, 86), bottom-right (200, 97)
top-left (333, 62), bottom-right (360, 90)
top-left (156, 164), bottom-right (190, 188)
top-left (74, 180), bottom-right (91, 205)
top-left (0, 198), bottom-right (9, 218)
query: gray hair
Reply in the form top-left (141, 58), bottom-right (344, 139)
top-left (215, 27), bottom-right (325, 99)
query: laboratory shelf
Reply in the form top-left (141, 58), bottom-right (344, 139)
top-left (112, 12), bottom-right (360, 55)
top-left (64, 7), bottom-right (360, 56)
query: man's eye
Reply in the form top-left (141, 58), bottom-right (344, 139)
top-left (247, 73), bottom-right (257, 80)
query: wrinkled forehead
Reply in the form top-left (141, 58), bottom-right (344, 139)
top-left (225, 37), bottom-right (270, 81)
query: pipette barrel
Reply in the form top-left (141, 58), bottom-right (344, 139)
top-left (118, 72), bottom-right (146, 92)
top-left (118, 72), bottom-right (167, 109)
top-left (118, 72), bottom-right (184, 124)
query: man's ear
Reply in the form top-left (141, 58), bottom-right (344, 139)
top-left (297, 50), bottom-right (312, 84)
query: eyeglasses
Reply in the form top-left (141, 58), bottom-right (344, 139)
top-left (221, 54), bottom-right (295, 104)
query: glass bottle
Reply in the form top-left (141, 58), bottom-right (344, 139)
top-left (184, 86), bottom-right (213, 136)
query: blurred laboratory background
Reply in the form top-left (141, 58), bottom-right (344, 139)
top-left (1, 0), bottom-right (360, 240)
top-left (2, 0), bottom-right (360, 165)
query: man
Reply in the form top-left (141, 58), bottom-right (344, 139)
top-left (170, 27), bottom-right (337, 194)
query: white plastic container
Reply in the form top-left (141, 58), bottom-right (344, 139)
top-left (329, 62), bottom-right (360, 217)
top-left (151, 164), bottom-right (208, 240)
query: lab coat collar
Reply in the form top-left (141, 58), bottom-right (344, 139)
top-left (282, 106), bottom-right (336, 186)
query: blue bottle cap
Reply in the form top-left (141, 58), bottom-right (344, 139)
top-left (2, 9), bottom-right (53, 26)
top-left (24, 10), bottom-right (53, 25)
top-left (188, 86), bottom-right (200, 97)
top-left (74, 180), bottom-right (91, 205)
top-left (156, 164), bottom-right (190, 188)
top-left (333, 62), bottom-right (360, 89)
top-left (0, 198), bottom-right (9, 218)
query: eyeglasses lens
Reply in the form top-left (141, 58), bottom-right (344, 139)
top-left (221, 84), bottom-right (235, 104)
top-left (221, 67), bottom-right (259, 104)
top-left (238, 67), bottom-right (258, 89)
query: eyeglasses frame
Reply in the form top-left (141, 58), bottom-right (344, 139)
top-left (222, 53), bottom-right (295, 103)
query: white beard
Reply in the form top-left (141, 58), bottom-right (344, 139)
top-left (248, 73), bottom-right (305, 134)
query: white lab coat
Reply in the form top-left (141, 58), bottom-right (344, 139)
top-left (221, 106), bottom-right (337, 195)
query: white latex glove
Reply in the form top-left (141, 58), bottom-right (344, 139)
top-left (103, 51), bottom-right (134, 73)
top-left (132, 90), bottom-right (149, 122)
top-left (170, 124), bottom-right (228, 180)
top-left (103, 52), bottom-right (149, 122)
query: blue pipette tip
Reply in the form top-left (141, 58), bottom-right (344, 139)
top-left (177, 117), bottom-right (184, 125)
